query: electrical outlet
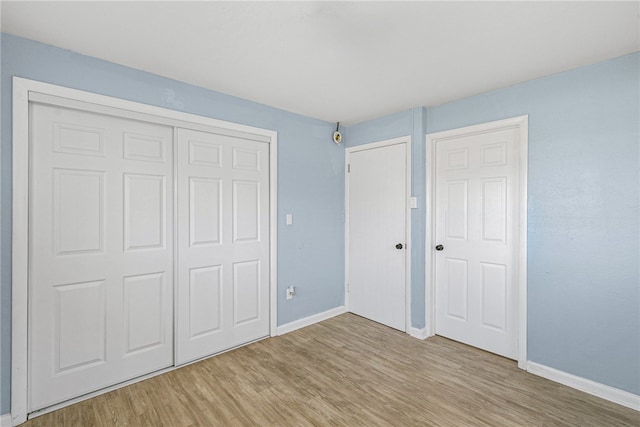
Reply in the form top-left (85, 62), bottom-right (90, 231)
top-left (286, 285), bottom-right (295, 300)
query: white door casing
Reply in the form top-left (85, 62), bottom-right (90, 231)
top-left (12, 77), bottom-right (278, 425)
top-left (176, 128), bottom-right (270, 365)
top-left (28, 103), bottom-right (175, 410)
top-left (346, 137), bottom-right (411, 332)
top-left (425, 116), bottom-right (528, 367)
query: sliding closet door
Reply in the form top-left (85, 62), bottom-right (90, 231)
top-left (29, 103), bottom-right (174, 411)
top-left (176, 128), bottom-right (270, 365)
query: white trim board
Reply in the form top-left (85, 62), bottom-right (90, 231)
top-left (11, 77), bottom-right (278, 425)
top-left (344, 136), bottom-right (413, 333)
top-left (527, 362), bottom-right (640, 412)
top-left (409, 327), bottom-right (428, 340)
top-left (0, 413), bottom-right (11, 427)
top-left (425, 115), bottom-right (528, 368)
top-left (277, 306), bottom-right (347, 336)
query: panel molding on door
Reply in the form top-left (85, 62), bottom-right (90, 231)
top-left (176, 128), bottom-right (270, 365)
top-left (425, 116), bottom-right (528, 367)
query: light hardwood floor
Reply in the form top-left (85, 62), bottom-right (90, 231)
top-left (25, 313), bottom-right (639, 426)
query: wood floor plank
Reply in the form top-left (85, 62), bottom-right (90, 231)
top-left (24, 313), bottom-right (639, 426)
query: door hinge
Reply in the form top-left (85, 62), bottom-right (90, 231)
top-left (347, 164), bottom-right (350, 173)
top-left (346, 283), bottom-right (350, 292)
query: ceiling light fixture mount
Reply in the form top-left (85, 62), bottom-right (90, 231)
top-left (332, 122), bottom-right (342, 144)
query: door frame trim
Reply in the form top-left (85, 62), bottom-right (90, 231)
top-left (425, 115), bottom-right (528, 368)
top-left (11, 77), bottom-right (279, 424)
top-left (345, 136), bottom-right (412, 333)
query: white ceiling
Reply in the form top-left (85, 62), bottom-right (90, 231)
top-left (2, 1), bottom-right (639, 125)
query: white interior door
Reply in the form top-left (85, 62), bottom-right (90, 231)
top-left (434, 127), bottom-right (520, 359)
top-left (347, 141), bottom-right (407, 331)
top-left (29, 103), bottom-right (174, 411)
top-left (176, 128), bottom-right (270, 365)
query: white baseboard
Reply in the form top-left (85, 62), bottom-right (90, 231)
top-left (409, 326), bottom-right (428, 340)
top-left (1, 413), bottom-right (11, 427)
top-left (527, 361), bottom-right (640, 411)
top-left (277, 306), bottom-right (346, 336)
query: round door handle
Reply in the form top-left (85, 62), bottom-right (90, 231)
top-left (395, 243), bottom-right (403, 250)
top-left (435, 244), bottom-right (444, 251)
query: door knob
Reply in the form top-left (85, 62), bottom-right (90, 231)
top-left (435, 244), bottom-right (444, 251)
top-left (395, 243), bottom-right (403, 250)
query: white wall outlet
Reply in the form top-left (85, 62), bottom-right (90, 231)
top-left (286, 213), bottom-right (293, 225)
top-left (410, 197), bottom-right (418, 209)
top-left (286, 285), bottom-right (295, 300)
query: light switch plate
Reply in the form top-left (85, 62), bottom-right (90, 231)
top-left (286, 213), bottom-right (293, 225)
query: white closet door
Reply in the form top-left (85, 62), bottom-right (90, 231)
top-left (176, 128), bottom-right (270, 365)
top-left (29, 104), bottom-right (174, 411)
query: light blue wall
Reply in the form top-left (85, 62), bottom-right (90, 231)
top-left (345, 107), bottom-right (427, 329)
top-left (0, 33), bottom-right (345, 414)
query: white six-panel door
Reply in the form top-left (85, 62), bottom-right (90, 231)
top-left (176, 128), bottom-right (270, 365)
top-left (29, 104), bottom-right (174, 410)
top-left (434, 127), bottom-right (521, 359)
top-left (347, 141), bottom-right (407, 331)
